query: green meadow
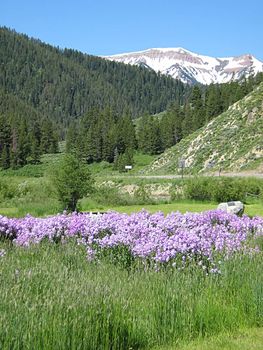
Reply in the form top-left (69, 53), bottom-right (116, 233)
top-left (0, 152), bottom-right (263, 349)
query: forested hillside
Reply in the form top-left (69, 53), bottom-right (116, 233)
top-left (0, 27), bottom-right (188, 126)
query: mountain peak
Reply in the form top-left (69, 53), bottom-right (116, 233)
top-left (105, 48), bottom-right (263, 85)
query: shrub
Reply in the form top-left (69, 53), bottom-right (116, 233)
top-left (169, 181), bottom-right (184, 201)
top-left (211, 177), bottom-right (263, 203)
top-left (183, 177), bottom-right (263, 203)
top-left (184, 177), bottom-right (214, 201)
top-left (91, 186), bottom-right (133, 207)
top-left (0, 178), bottom-right (16, 200)
top-left (134, 185), bottom-right (152, 204)
top-left (211, 177), bottom-right (245, 202)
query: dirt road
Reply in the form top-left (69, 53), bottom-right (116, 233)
top-left (109, 171), bottom-right (263, 180)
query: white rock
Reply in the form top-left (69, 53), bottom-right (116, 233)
top-left (217, 201), bottom-right (244, 216)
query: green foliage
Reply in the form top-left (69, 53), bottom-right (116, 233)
top-left (134, 184), bottom-right (152, 204)
top-left (183, 177), bottom-right (212, 201)
top-left (137, 114), bottom-right (163, 155)
top-left (90, 186), bottom-right (136, 207)
top-left (52, 154), bottom-right (93, 211)
top-left (183, 177), bottom-right (263, 203)
top-left (0, 178), bottom-right (16, 201)
top-left (67, 108), bottom-right (136, 167)
top-left (114, 149), bottom-right (134, 173)
top-left (211, 178), bottom-right (246, 203)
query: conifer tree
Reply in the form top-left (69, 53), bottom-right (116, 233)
top-left (0, 145), bottom-right (10, 169)
top-left (205, 85), bottom-right (223, 122)
top-left (29, 135), bottom-right (41, 164)
top-left (191, 85), bottom-right (205, 130)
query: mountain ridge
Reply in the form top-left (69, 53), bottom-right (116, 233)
top-left (105, 48), bottom-right (263, 85)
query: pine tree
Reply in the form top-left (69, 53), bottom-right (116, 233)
top-left (29, 135), bottom-right (41, 164)
top-left (0, 115), bottom-right (11, 169)
top-left (191, 85), bottom-right (205, 131)
top-left (0, 145), bottom-right (10, 169)
top-left (181, 103), bottom-right (193, 137)
top-left (40, 119), bottom-right (59, 154)
top-left (205, 85), bottom-right (223, 122)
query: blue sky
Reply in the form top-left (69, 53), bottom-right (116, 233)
top-left (1, 0), bottom-right (263, 60)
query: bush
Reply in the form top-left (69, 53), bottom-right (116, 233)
top-left (211, 177), bottom-right (245, 202)
top-left (134, 185), bottom-right (152, 204)
top-left (242, 178), bottom-right (263, 200)
top-left (0, 178), bottom-right (16, 201)
top-left (169, 183), bottom-right (184, 201)
top-left (184, 177), bottom-right (214, 201)
top-left (211, 177), bottom-right (263, 203)
top-left (91, 186), bottom-right (133, 207)
top-left (183, 177), bottom-right (263, 203)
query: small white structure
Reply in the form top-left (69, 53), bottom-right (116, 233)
top-left (217, 201), bottom-right (244, 216)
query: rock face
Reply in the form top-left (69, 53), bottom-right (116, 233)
top-left (217, 201), bottom-right (244, 216)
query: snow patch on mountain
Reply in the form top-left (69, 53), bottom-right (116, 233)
top-left (104, 48), bottom-right (263, 85)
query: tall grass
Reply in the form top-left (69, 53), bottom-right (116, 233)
top-left (0, 241), bottom-right (262, 349)
top-left (0, 176), bottom-right (61, 217)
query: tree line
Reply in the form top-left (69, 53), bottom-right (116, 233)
top-left (66, 108), bottom-right (136, 172)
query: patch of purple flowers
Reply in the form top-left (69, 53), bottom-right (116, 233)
top-left (0, 210), bottom-right (262, 272)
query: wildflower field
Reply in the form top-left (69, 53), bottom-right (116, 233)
top-left (0, 209), bottom-right (263, 349)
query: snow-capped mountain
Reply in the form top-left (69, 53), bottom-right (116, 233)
top-left (105, 48), bottom-right (263, 85)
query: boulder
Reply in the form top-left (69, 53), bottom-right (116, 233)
top-left (217, 201), bottom-right (244, 216)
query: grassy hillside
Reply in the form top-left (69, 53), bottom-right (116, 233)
top-left (144, 82), bottom-right (263, 174)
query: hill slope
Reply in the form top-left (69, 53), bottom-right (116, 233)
top-left (143, 83), bottom-right (263, 174)
top-left (106, 48), bottom-right (263, 85)
top-left (0, 88), bottom-right (46, 122)
top-left (0, 27), bottom-right (188, 124)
